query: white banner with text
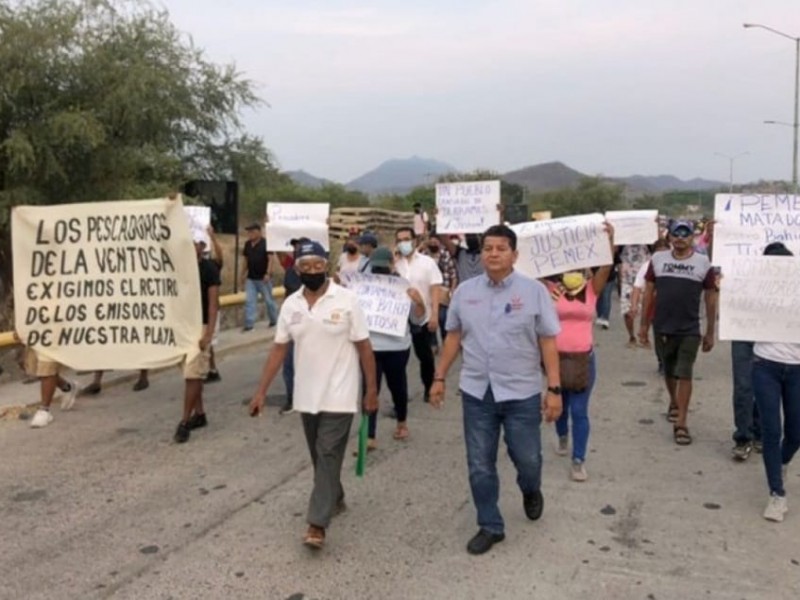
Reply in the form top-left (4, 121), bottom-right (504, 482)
top-left (719, 255), bottom-right (800, 342)
top-left (339, 272), bottom-right (411, 338)
top-left (266, 202), bottom-right (330, 251)
top-left (12, 199), bottom-right (203, 370)
top-left (511, 213), bottom-right (613, 279)
top-left (435, 180), bottom-right (501, 234)
top-left (713, 194), bottom-right (800, 270)
top-left (604, 210), bottom-right (659, 245)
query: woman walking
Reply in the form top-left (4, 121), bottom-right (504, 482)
top-left (362, 247), bottom-right (427, 449)
top-left (752, 242), bottom-right (800, 522)
top-left (548, 224), bottom-right (615, 481)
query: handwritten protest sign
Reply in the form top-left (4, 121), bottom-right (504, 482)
top-left (713, 194), bottom-right (800, 270)
top-left (266, 203), bottom-right (329, 251)
top-left (719, 255), bottom-right (800, 343)
top-left (339, 272), bottom-right (411, 337)
top-left (435, 180), bottom-right (500, 234)
top-left (12, 199), bottom-right (203, 370)
top-left (511, 213), bottom-right (613, 279)
top-left (184, 205), bottom-right (211, 246)
top-left (605, 210), bottom-right (658, 245)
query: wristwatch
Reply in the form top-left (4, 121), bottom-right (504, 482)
top-left (547, 386), bottom-right (562, 395)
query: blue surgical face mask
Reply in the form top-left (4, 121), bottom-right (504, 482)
top-left (397, 240), bottom-right (414, 256)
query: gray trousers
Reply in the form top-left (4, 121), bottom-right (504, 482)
top-left (301, 412), bottom-right (353, 528)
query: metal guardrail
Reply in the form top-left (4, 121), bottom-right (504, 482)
top-left (0, 287), bottom-right (286, 349)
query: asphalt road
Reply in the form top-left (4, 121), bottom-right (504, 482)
top-left (1, 321), bottom-right (799, 600)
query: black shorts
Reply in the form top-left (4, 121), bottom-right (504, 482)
top-left (655, 334), bottom-right (701, 380)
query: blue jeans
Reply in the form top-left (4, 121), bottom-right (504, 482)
top-left (595, 281), bottom-right (614, 321)
top-left (555, 353), bottom-right (596, 462)
top-left (731, 341), bottom-right (761, 443)
top-left (462, 386), bottom-right (542, 535)
top-left (752, 356), bottom-right (800, 497)
top-left (282, 340), bottom-right (294, 405)
top-left (245, 278), bottom-right (278, 328)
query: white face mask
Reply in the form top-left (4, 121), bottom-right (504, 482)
top-left (397, 241), bottom-right (414, 256)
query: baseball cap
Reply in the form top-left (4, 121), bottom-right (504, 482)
top-left (295, 240), bottom-right (328, 261)
top-left (370, 247), bottom-right (394, 268)
top-left (358, 232), bottom-right (378, 247)
top-left (669, 220), bottom-right (693, 235)
top-left (764, 242), bottom-right (793, 256)
top-left (244, 222), bottom-right (261, 231)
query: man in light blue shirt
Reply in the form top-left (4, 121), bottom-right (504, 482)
top-left (431, 224), bottom-right (563, 555)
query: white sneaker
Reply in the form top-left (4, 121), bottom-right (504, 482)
top-left (763, 493), bottom-right (788, 522)
top-left (571, 461), bottom-right (588, 482)
top-left (60, 380), bottom-right (79, 411)
top-left (30, 409), bottom-right (54, 428)
top-left (556, 436), bottom-right (569, 456)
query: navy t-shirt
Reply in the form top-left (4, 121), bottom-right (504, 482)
top-left (645, 251), bottom-right (716, 336)
top-left (199, 258), bottom-right (221, 324)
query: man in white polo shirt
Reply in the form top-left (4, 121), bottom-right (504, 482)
top-left (395, 226), bottom-right (442, 403)
top-left (249, 240), bottom-right (378, 550)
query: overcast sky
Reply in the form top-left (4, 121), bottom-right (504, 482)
top-left (161, 0), bottom-right (799, 185)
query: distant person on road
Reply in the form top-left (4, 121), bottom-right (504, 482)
top-left (442, 233), bottom-right (485, 284)
top-left (357, 232), bottom-right (378, 273)
top-left (249, 240), bottom-right (378, 550)
top-left (413, 202), bottom-right (430, 237)
top-left (241, 223), bottom-right (278, 331)
top-left (19, 345), bottom-right (79, 428)
top-left (547, 223), bottom-right (615, 482)
top-left (337, 235), bottom-right (364, 275)
top-left (394, 226), bottom-right (442, 403)
top-left (640, 220), bottom-right (717, 445)
top-left (750, 242), bottom-right (800, 522)
top-left (422, 234), bottom-right (457, 351)
top-left (619, 244), bottom-right (651, 347)
top-left (430, 224), bottom-right (562, 556)
top-left (357, 247), bottom-right (427, 449)
top-left (173, 233), bottom-right (220, 443)
top-left (630, 238), bottom-right (671, 372)
top-left (276, 237), bottom-right (307, 416)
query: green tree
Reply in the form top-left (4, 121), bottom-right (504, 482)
top-left (0, 0), bottom-right (266, 291)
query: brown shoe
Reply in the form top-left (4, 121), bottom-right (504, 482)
top-left (303, 525), bottom-right (325, 549)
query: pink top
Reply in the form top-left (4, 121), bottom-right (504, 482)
top-left (551, 282), bottom-right (596, 353)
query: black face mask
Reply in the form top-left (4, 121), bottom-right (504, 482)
top-left (429, 245), bottom-right (440, 254)
top-left (300, 272), bottom-right (326, 291)
top-left (345, 245), bottom-right (358, 255)
top-left (371, 266), bottom-right (392, 275)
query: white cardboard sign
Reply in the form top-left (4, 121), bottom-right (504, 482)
top-left (713, 194), bottom-right (800, 270)
top-left (605, 210), bottom-right (658, 245)
top-left (511, 213), bottom-right (613, 279)
top-left (435, 180), bottom-right (501, 234)
top-left (719, 255), bottom-right (800, 343)
top-left (266, 202), bottom-right (330, 251)
top-left (339, 272), bottom-right (411, 338)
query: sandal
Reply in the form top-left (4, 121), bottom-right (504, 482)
top-left (82, 382), bottom-right (102, 396)
top-left (132, 379), bottom-right (149, 392)
top-left (351, 440), bottom-right (377, 457)
top-left (667, 405), bottom-right (679, 423)
top-left (393, 424), bottom-right (409, 440)
top-left (303, 525), bottom-right (325, 549)
top-left (674, 426), bottom-right (692, 446)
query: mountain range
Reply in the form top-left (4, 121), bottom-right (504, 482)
top-left (286, 157), bottom-right (726, 196)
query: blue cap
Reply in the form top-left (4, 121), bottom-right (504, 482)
top-left (358, 232), bottom-right (378, 247)
top-left (669, 220), bottom-right (693, 235)
top-left (295, 240), bottom-right (328, 261)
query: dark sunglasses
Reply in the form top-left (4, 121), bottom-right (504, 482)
top-left (671, 229), bottom-right (692, 238)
